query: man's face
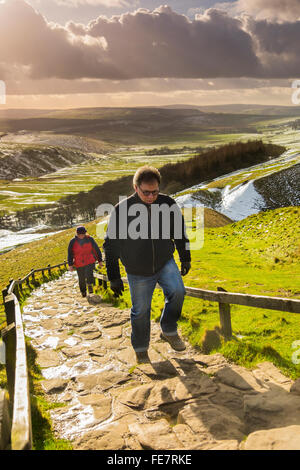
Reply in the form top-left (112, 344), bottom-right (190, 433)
top-left (77, 233), bottom-right (86, 239)
top-left (134, 180), bottom-right (159, 204)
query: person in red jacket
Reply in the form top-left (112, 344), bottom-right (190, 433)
top-left (68, 226), bottom-right (103, 297)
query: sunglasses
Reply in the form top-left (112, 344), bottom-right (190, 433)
top-left (138, 186), bottom-right (159, 196)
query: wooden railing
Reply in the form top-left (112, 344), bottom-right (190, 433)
top-left (93, 271), bottom-right (300, 340)
top-left (0, 261), bottom-right (68, 450)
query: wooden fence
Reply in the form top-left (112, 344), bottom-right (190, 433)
top-left (93, 271), bottom-right (300, 341)
top-left (1, 261), bottom-right (300, 450)
top-left (0, 261), bottom-right (68, 450)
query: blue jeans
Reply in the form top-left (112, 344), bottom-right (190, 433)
top-left (127, 258), bottom-right (186, 352)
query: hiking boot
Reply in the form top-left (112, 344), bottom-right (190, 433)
top-left (160, 332), bottom-right (186, 351)
top-left (135, 351), bottom-right (151, 364)
top-left (81, 291), bottom-right (87, 297)
top-left (87, 284), bottom-right (93, 294)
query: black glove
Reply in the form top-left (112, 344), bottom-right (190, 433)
top-left (110, 278), bottom-right (124, 297)
top-left (181, 261), bottom-right (191, 276)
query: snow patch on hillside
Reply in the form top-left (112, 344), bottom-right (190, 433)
top-left (176, 181), bottom-right (265, 221)
top-left (0, 225), bottom-right (62, 253)
top-left (175, 148), bottom-right (300, 221)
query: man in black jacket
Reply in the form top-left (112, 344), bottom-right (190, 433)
top-left (103, 166), bottom-right (191, 363)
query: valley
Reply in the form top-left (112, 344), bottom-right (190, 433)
top-left (0, 105), bottom-right (299, 253)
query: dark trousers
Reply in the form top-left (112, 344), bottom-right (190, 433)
top-left (76, 263), bottom-right (95, 294)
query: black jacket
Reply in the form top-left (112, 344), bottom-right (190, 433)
top-left (103, 192), bottom-right (191, 279)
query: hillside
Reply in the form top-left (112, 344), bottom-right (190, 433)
top-left (175, 148), bottom-right (299, 221)
top-left (203, 207), bottom-right (233, 227)
top-left (208, 206), bottom-right (300, 268)
top-left (0, 132), bottom-right (113, 154)
top-left (0, 143), bottom-right (97, 180)
top-left (254, 163), bottom-right (300, 210)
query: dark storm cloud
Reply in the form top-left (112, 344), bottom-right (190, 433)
top-left (1, 0), bottom-right (300, 83)
top-left (67, 6), bottom-right (262, 79)
top-left (245, 15), bottom-right (300, 78)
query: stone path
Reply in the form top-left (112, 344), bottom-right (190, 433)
top-left (22, 271), bottom-right (300, 450)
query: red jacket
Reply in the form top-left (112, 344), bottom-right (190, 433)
top-left (68, 234), bottom-right (102, 268)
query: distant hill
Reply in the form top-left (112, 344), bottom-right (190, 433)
top-left (0, 143), bottom-right (95, 179)
top-left (2, 104), bottom-right (300, 120)
top-left (0, 109), bottom-right (54, 120)
top-left (0, 106), bottom-right (281, 145)
top-left (162, 104), bottom-right (300, 116)
top-left (0, 132), bottom-right (112, 154)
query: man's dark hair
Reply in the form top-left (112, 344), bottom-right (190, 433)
top-left (133, 166), bottom-right (161, 188)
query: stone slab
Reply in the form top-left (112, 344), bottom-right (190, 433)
top-left (243, 425), bottom-right (300, 450)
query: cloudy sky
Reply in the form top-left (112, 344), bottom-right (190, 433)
top-left (0, 0), bottom-right (300, 108)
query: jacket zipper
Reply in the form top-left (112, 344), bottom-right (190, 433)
top-left (147, 205), bottom-right (155, 273)
top-left (152, 240), bottom-right (155, 274)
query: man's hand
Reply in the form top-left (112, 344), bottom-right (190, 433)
top-left (181, 261), bottom-right (191, 276)
top-left (69, 265), bottom-right (74, 272)
top-left (110, 278), bottom-right (124, 297)
top-left (97, 260), bottom-right (104, 269)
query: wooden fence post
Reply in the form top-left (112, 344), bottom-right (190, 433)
top-left (31, 269), bottom-right (36, 286)
top-left (14, 284), bottom-right (19, 299)
top-left (2, 287), bottom-right (8, 305)
top-left (4, 293), bottom-right (15, 326)
top-left (47, 264), bottom-right (51, 277)
top-left (16, 279), bottom-right (23, 300)
top-left (217, 287), bottom-right (232, 341)
top-left (0, 389), bottom-right (11, 450)
top-left (7, 280), bottom-right (13, 297)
